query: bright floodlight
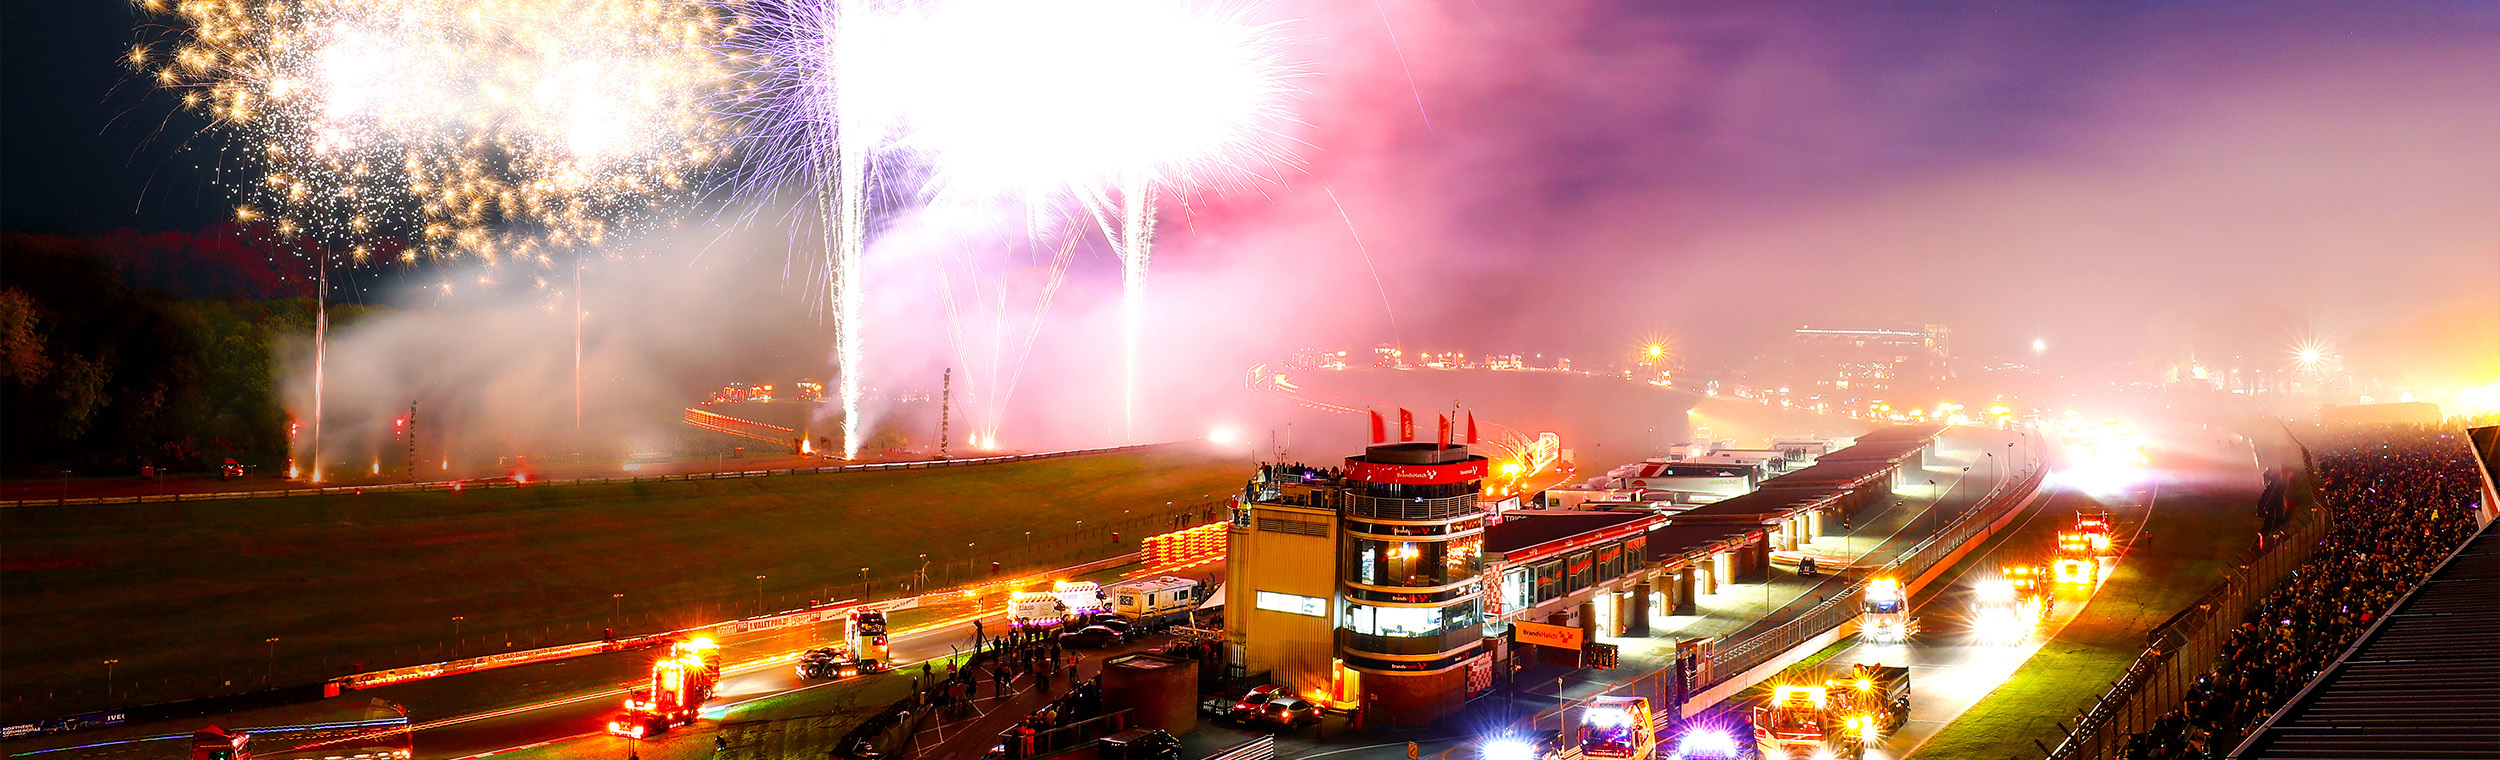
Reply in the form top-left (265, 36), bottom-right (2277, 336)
top-left (1208, 426), bottom-right (1238, 445)
top-left (2031, 338), bottom-right (2047, 354)
top-left (1677, 727), bottom-right (1738, 757)
top-left (1479, 738), bottom-right (1533, 760)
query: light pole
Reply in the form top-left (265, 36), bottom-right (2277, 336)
top-left (263, 638), bottom-right (279, 685)
top-left (103, 659), bottom-right (119, 699)
top-left (858, 567), bottom-right (869, 597)
top-left (612, 593), bottom-right (624, 627)
top-left (755, 575), bottom-right (768, 617)
top-left (452, 617), bottom-right (465, 652)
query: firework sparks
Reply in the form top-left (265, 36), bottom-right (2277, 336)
top-left (135, 0), bottom-right (741, 262)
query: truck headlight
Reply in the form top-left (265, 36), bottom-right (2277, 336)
top-left (1481, 738), bottom-right (1534, 760)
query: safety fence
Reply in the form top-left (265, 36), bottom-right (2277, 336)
top-left (1697, 451), bottom-right (2047, 692)
top-left (2043, 505), bottom-right (2330, 760)
top-left (1, 544), bottom-right (1160, 742)
top-left (1497, 431), bottom-right (2048, 732)
top-left (3, 443), bottom-right (1178, 509)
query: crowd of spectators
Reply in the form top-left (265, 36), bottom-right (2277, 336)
top-left (2122, 424), bottom-right (2488, 759)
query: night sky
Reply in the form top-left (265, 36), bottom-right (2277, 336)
top-left (5, 1), bottom-right (2496, 382)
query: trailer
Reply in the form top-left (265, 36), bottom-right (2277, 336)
top-left (1105, 576), bottom-right (1201, 627)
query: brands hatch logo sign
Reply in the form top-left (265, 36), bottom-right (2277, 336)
top-left (1346, 459), bottom-right (1488, 485)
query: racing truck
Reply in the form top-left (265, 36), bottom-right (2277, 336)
top-left (607, 637), bottom-right (720, 738)
top-left (2004, 563), bottom-right (2058, 623)
top-left (2055, 509), bottom-right (2115, 584)
top-left (852, 609), bottom-right (891, 668)
top-left (1579, 696), bottom-right (1659, 760)
top-left (1859, 577), bottom-right (1912, 644)
top-left (1752, 665), bottom-right (1909, 760)
top-left (1830, 664), bottom-right (1910, 736)
top-left (1971, 576), bottom-right (2039, 645)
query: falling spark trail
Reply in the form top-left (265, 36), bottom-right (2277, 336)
top-left (1326, 185), bottom-right (1402, 351)
top-left (1374, 0), bottom-right (1433, 133)
top-left (1119, 177), bottom-right (1155, 441)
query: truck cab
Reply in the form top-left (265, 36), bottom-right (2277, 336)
top-left (1971, 578), bottom-right (2032, 645)
top-left (1859, 578), bottom-right (1911, 643)
top-left (851, 610), bottom-right (890, 668)
top-left (1755, 685), bottom-right (1861, 760)
top-left (1579, 696), bottom-right (1658, 760)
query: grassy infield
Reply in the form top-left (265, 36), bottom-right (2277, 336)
top-left (0, 447), bottom-right (1244, 723)
top-left (1910, 476), bottom-right (2279, 759)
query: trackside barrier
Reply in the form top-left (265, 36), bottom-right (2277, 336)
top-left (1495, 430), bottom-right (2045, 731)
top-left (3, 443), bottom-right (1183, 509)
top-left (1688, 450), bottom-right (2048, 709)
top-left (339, 548), bottom-right (1148, 692)
top-left (6, 549), bottom-right (1148, 742)
top-left (2043, 505), bottom-right (2330, 760)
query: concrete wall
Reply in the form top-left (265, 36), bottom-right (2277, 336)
top-left (1226, 505), bottom-right (1342, 698)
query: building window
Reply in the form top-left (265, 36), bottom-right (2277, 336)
top-left (1341, 599), bottom-right (1484, 638)
top-left (1533, 559), bottom-right (1563, 601)
top-left (1567, 551), bottom-right (1595, 592)
top-left (1501, 567), bottom-right (1532, 614)
top-left (1255, 591), bottom-right (1327, 617)
top-left (1348, 535), bottom-right (1484, 588)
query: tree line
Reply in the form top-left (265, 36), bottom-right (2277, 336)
top-left (3, 232), bottom-right (367, 476)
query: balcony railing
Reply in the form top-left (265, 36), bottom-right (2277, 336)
top-left (1338, 625), bottom-right (1485, 658)
top-left (1343, 493), bottom-right (1477, 521)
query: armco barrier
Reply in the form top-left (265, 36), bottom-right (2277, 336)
top-left (4, 443), bottom-right (1180, 509)
top-left (2044, 504), bottom-right (2330, 760)
top-left (1692, 449), bottom-right (2047, 701)
top-left (9, 549), bottom-right (1149, 742)
top-left (339, 548), bottom-right (1146, 692)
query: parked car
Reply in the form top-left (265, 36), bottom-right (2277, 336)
top-left (1228, 685), bottom-right (1287, 722)
top-left (1250, 696), bottom-right (1323, 730)
top-left (1057, 625), bottom-right (1125, 649)
top-left (1097, 729), bottom-right (1183, 760)
top-left (1087, 614), bottom-right (1135, 634)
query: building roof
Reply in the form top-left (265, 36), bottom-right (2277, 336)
top-left (2228, 518), bottom-right (2500, 759)
top-left (1849, 424), bottom-right (1946, 443)
top-left (1668, 487), bottom-right (1840, 524)
top-left (1624, 462), bottom-right (1752, 479)
top-left (1644, 523), bottom-right (1759, 562)
top-left (1761, 458), bottom-right (1898, 489)
top-left (1485, 510), bottom-right (1659, 557)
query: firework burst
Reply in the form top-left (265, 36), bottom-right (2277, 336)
top-left (133, 0), bottom-right (742, 263)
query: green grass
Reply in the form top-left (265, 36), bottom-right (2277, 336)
top-left (1913, 480), bottom-right (2261, 759)
top-left (0, 446), bottom-right (1242, 723)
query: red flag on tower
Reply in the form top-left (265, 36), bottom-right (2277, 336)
top-left (1466, 412), bottom-right (1479, 444)
top-left (1398, 408), bottom-right (1415, 442)
top-left (1369, 411), bottom-right (1387, 444)
top-left (1437, 414), bottom-right (1452, 450)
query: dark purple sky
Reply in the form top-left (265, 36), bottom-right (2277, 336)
top-left (6, 0), bottom-right (2496, 389)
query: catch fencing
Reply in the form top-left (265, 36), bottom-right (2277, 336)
top-left (1502, 432), bottom-right (2050, 731)
top-left (1696, 453), bottom-right (2047, 694)
top-left (4, 443), bottom-right (1177, 509)
top-left (2042, 505), bottom-right (2330, 760)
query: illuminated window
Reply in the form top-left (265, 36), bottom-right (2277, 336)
top-left (1255, 591), bottom-right (1327, 617)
